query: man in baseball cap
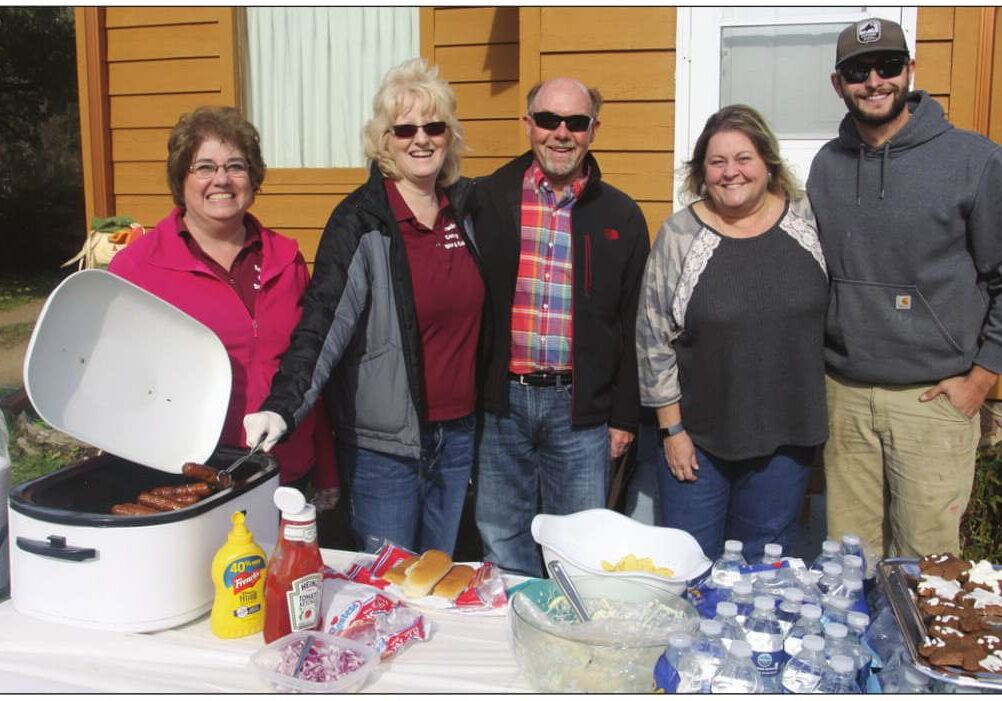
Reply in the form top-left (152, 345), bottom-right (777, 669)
top-left (808, 17), bottom-right (1002, 565)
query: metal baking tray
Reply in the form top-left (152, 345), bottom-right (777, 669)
top-left (877, 557), bottom-right (1002, 691)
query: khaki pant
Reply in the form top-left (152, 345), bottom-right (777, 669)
top-left (824, 373), bottom-right (979, 564)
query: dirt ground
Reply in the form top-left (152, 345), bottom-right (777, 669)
top-left (0, 299), bottom-right (44, 388)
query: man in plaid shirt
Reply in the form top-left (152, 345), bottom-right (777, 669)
top-left (472, 77), bottom-right (650, 576)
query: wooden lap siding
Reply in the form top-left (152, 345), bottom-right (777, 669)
top-left (79, 7), bottom-right (999, 259)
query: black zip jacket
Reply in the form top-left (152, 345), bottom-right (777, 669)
top-left (262, 164), bottom-right (479, 458)
top-left (473, 151), bottom-right (650, 432)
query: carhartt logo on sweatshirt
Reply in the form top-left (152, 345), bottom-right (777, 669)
top-left (895, 294), bottom-right (912, 310)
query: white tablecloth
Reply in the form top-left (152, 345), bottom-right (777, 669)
top-left (0, 549), bottom-right (532, 693)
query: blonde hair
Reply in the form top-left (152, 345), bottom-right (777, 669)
top-left (683, 104), bottom-right (800, 200)
top-left (363, 58), bottom-right (466, 187)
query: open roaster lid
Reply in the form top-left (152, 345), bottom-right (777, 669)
top-left (23, 269), bottom-right (232, 474)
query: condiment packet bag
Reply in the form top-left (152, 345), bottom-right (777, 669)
top-left (319, 577), bottom-right (432, 660)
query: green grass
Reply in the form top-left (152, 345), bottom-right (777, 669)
top-left (0, 321), bottom-right (33, 348)
top-left (4, 412), bottom-right (80, 487)
top-left (0, 271), bottom-right (68, 312)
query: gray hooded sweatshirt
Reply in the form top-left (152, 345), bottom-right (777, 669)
top-left (807, 90), bottom-right (1002, 385)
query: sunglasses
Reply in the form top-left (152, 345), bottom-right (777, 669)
top-left (530, 111), bottom-right (593, 133)
top-left (388, 121), bottom-right (448, 139)
top-left (838, 55), bottom-right (908, 84)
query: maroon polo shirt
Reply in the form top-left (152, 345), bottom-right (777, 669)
top-left (176, 211), bottom-right (263, 316)
top-left (385, 179), bottom-right (484, 422)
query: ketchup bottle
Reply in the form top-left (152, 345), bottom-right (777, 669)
top-left (263, 486), bottom-right (325, 643)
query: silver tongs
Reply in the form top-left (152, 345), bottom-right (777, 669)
top-left (220, 440), bottom-right (262, 480)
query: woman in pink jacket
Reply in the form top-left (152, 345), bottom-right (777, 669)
top-left (109, 106), bottom-right (338, 507)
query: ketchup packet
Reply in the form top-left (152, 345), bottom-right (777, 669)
top-left (340, 606), bottom-right (431, 659)
top-left (455, 562), bottom-right (508, 610)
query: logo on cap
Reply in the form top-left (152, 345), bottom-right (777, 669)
top-left (857, 19), bottom-right (881, 44)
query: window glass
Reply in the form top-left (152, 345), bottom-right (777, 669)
top-left (720, 23), bottom-right (847, 140)
top-left (245, 8), bottom-right (419, 168)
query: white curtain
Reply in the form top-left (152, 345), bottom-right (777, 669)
top-left (245, 8), bottom-right (419, 168)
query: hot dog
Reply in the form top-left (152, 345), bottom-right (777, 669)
top-left (149, 482), bottom-right (213, 497)
top-left (182, 462), bottom-right (232, 488)
top-left (137, 492), bottom-right (194, 511)
top-left (111, 502), bottom-right (159, 516)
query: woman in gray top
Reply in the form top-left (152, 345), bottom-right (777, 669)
top-left (636, 105), bottom-right (828, 563)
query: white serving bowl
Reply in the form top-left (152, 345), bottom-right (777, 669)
top-left (530, 508), bottom-right (712, 595)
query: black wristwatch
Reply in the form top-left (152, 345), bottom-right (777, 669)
top-left (658, 422), bottom-right (685, 441)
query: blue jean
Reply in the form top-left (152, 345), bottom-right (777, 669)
top-left (657, 444), bottom-right (813, 563)
top-left (339, 414), bottom-right (475, 556)
top-left (475, 379), bottom-right (610, 577)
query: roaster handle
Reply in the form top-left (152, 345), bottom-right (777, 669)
top-left (16, 535), bottom-right (97, 562)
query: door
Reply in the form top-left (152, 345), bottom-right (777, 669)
top-left (674, 7), bottom-right (917, 209)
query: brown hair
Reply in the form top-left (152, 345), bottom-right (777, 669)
top-left (683, 104), bottom-right (800, 200)
top-left (166, 106), bottom-right (266, 207)
top-left (525, 79), bottom-right (604, 119)
top-left (363, 58), bottom-right (466, 187)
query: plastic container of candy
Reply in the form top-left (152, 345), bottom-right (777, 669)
top-left (250, 630), bottom-right (380, 693)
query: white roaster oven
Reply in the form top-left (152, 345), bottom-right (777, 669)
top-left (7, 270), bottom-right (279, 632)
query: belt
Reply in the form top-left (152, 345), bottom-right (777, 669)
top-left (509, 371), bottom-right (572, 387)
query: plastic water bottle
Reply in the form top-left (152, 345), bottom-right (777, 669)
top-left (784, 603), bottom-right (824, 656)
top-left (817, 562), bottom-right (843, 595)
top-left (846, 611), bottom-right (873, 690)
top-left (743, 596), bottom-right (787, 692)
top-left (822, 594), bottom-right (852, 627)
top-left (777, 587), bottom-right (803, 635)
top-left (780, 633), bottom-right (826, 694)
top-left (762, 542), bottom-right (783, 565)
top-left (896, 664), bottom-right (931, 693)
top-left (710, 539), bottom-right (748, 588)
top-left (824, 622), bottom-right (854, 664)
top-left (815, 653), bottom-right (861, 693)
top-left (731, 580), bottom-right (756, 622)
top-left (811, 539), bottom-right (842, 573)
top-left (711, 640), bottom-right (763, 694)
top-left (690, 619), bottom-right (727, 691)
top-left (840, 534), bottom-right (867, 579)
top-left (654, 632), bottom-right (703, 693)
top-left (841, 554), bottom-right (864, 582)
top-left (829, 576), bottom-right (867, 616)
top-left (752, 569), bottom-right (786, 603)
top-left (714, 601), bottom-right (747, 651)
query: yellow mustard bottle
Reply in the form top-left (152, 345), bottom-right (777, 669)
top-left (210, 510), bottom-right (267, 638)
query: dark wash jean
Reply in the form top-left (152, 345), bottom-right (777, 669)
top-left (657, 443), bottom-right (814, 563)
top-left (338, 414), bottom-right (475, 556)
top-left (475, 379), bottom-right (609, 577)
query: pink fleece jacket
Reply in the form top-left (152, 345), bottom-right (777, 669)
top-left (109, 208), bottom-right (337, 488)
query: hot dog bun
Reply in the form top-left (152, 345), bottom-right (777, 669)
top-left (432, 564), bottom-right (475, 600)
top-left (402, 549), bottom-right (452, 598)
top-left (383, 556), bottom-right (418, 586)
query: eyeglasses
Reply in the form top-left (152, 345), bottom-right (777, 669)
top-left (838, 55), bottom-right (908, 84)
top-left (530, 111), bottom-right (593, 133)
top-left (388, 122), bottom-right (448, 139)
top-left (188, 161), bottom-right (250, 179)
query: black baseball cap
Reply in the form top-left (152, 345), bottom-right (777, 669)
top-left (835, 18), bottom-right (909, 68)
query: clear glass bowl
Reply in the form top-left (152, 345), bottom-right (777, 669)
top-left (508, 576), bottom-right (699, 692)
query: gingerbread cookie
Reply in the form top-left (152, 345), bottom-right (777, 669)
top-left (980, 650), bottom-right (1002, 673)
top-left (920, 553), bottom-right (972, 582)
top-left (961, 560), bottom-right (1002, 596)
top-left (961, 588), bottom-right (1002, 616)
top-left (920, 596), bottom-right (967, 617)
top-left (918, 574), bottom-right (965, 602)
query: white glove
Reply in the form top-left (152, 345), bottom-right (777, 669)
top-left (243, 411), bottom-right (287, 453)
top-left (311, 487), bottom-right (341, 512)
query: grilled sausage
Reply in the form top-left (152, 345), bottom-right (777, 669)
top-left (137, 492), bottom-right (190, 511)
top-left (182, 462), bottom-right (232, 488)
top-left (111, 502), bottom-right (159, 516)
top-left (149, 482), bottom-right (213, 497)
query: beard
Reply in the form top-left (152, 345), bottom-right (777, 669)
top-left (843, 84), bottom-right (909, 127)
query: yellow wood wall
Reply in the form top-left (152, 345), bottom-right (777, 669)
top-left (79, 7), bottom-right (1000, 262)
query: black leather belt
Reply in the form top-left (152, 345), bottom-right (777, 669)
top-left (509, 371), bottom-right (572, 387)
